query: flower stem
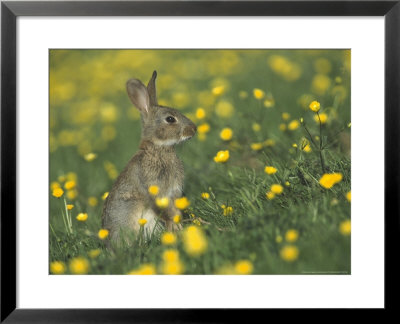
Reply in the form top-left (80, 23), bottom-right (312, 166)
top-left (317, 112), bottom-right (326, 174)
top-left (301, 123), bottom-right (318, 149)
top-left (63, 197), bottom-right (73, 235)
top-left (319, 150), bottom-right (326, 174)
top-left (302, 118), bottom-right (326, 174)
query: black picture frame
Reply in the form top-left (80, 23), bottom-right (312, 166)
top-left (1, 0), bottom-right (399, 321)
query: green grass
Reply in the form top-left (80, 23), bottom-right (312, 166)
top-left (49, 49), bottom-right (351, 274)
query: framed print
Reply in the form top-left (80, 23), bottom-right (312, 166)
top-left (1, 0), bottom-right (399, 321)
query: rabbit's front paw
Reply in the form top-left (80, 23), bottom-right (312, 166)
top-left (166, 220), bottom-right (183, 232)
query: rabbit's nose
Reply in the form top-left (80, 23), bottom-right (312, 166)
top-left (183, 124), bottom-right (196, 137)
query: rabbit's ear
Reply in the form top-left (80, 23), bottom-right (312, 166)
top-left (126, 79), bottom-right (150, 115)
top-left (147, 70), bottom-right (158, 106)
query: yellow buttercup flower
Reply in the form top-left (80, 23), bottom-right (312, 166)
top-left (263, 97), bottom-right (275, 108)
top-left (175, 197), bottom-right (190, 210)
top-left (162, 249), bottom-right (180, 262)
top-left (212, 85), bottom-right (225, 96)
top-left (264, 139), bottom-right (276, 147)
top-left (282, 112), bottom-right (290, 120)
top-left (148, 185), bottom-right (159, 196)
top-left (173, 214), bottom-right (181, 224)
top-left (275, 235), bottom-right (283, 243)
top-left (215, 101), bottom-right (234, 118)
top-left (128, 264), bottom-right (156, 275)
top-left (285, 181), bottom-right (290, 187)
top-left (98, 229), bottom-right (109, 240)
top-left (319, 173), bottom-right (343, 189)
top-left (66, 172), bottom-right (77, 182)
top-left (279, 123), bottom-right (287, 131)
top-left (300, 138), bottom-right (310, 149)
top-left (314, 113), bottom-right (328, 124)
top-left (201, 192), bottom-right (210, 199)
top-left (67, 204), bottom-right (74, 210)
top-left (197, 123), bottom-right (210, 134)
top-left (161, 232), bottom-right (177, 246)
top-left (285, 229), bottom-right (299, 243)
top-left (102, 192), bottom-right (109, 200)
top-left (104, 161), bottom-right (118, 180)
top-left (220, 128), bottom-right (233, 141)
top-left (182, 225), bottom-right (208, 256)
top-left (214, 150), bottom-right (230, 163)
top-left (251, 143), bottom-right (263, 151)
top-left (266, 191), bottom-right (275, 200)
top-left (268, 55), bottom-right (302, 81)
top-left (339, 220), bottom-right (351, 236)
top-left (270, 184), bottom-right (284, 195)
top-left (69, 257), bottom-right (90, 274)
top-left (100, 103), bottom-right (118, 123)
top-left (346, 191), bottom-right (351, 202)
top-left (76, 213), bottom-right (88, 222)
top-left (138, 218), bottom-right (148, 226)
top-left (309, 100), bottom-right (321, 112)
top-left (234, 260), bottom-right (253, 275)
top-left (288, 120), bottom-right (300, 131)
top-left (280, 245), bottom-right (299, 262)
top-left (302, 143), bottom-right (312, 153)
top-left (155, 197), bottom-right (169, 209)
top-left (223, 206), bottom-right (233, 216)
top-left (50, 181), bottom-right (61, 190)
top-left (161, 260), bottom-right (184, 275)
top-left (264, 166), bottom-right (277, 174)
top-left (88, 249), bottom-right (101, 258)
top-left (252, 123), bottom-right (261, 132)
top-left (52, 187), bottom-right (64, 198)
top-left (312, 74), bottom-right (331, 95)
top-left (88, 196), bottom-right (98, 207)
top-left (253, 88), bottom-right (265, 100)
top-left (64, 180), bottom-right (76, 190)
top-left (66, 189), bottom-right (78, 200)
top-left (50, 261), bottom-right (66, 274)
top-left (84, 152), bottom-right (97, 162)
top-left (195, 107), bottom-right (206, 119)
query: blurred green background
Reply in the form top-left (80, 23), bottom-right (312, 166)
top-left (49, 49), bottom-right (351, 275)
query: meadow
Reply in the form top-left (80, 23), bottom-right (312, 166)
top-left (49, 49), bottom-right (351, 275)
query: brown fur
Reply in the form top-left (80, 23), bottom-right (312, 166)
top-left (101, 71), bottom-right (196, 244)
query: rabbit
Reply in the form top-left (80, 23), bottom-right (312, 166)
top-left (101, 71), bottom-right (197, 244)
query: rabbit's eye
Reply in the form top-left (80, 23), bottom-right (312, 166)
top-left (166, 116), bottom-right (176, 123)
